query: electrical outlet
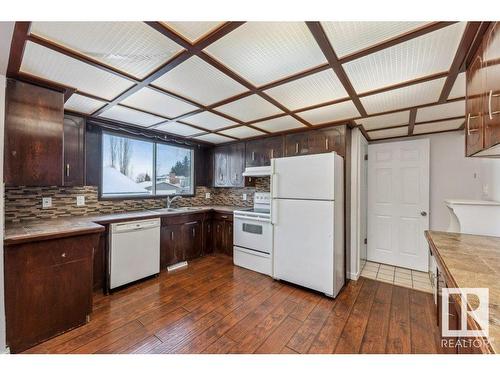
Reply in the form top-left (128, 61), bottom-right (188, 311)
top-left (205, 192), bottom-right (211, 199)
top-left (242, 193), bottom-right (247, 201)
top-left (42, 197), bottom-right (52, 209)
top-left (76, 195), bottom-right (85, 206)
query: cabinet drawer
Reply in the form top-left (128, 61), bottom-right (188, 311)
top-left (162, 213), bottom-right (205, 226)
top-left (6, 236), bottom-right (93, 270)
top-left (213, 212), bottom-right (233, 221)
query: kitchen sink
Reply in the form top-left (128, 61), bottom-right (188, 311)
top-left (157, 207), bottom-right (201, 213)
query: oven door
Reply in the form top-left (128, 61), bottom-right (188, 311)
top-left (233, 215), bottom-right (272, 254)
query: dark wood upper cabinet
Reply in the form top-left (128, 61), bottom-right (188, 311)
top-left (4, 80), bottom-right (64, 186)
top-left (484, 22), bottom-right (500, 149)
top-left (63, 115), bottom-right (85, 186)
top-left (466, 45), bottom-right (485, 156)
top-left (245, 136), bottom-right (284, 167)
top-left (213, 142), bottom-right (245, 187)
top-left (195, 145), bottom-right (212, 187)
top-left (285, 125), bottom-right (346, 157)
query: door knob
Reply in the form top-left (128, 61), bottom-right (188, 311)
top-left (420, 211), bottom-right (427, 217)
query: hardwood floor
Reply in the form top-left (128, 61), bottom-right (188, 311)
top-left (24, 254), bottom-right (443, 354)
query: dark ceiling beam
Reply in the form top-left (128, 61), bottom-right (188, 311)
top-left (16, 71), bottom-right (76, 103)
top-left (439, 22), bottom-right (483, 102)
top-left (306, 21), bottom-right (368, 117)
top-left (408, 108), bottom-right (417, 135)
top-left (339, 22), bottom-right (457, 64)
top-left (7, 22), bottom-right (31, 78)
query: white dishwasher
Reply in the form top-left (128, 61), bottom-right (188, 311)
top-left (109, 218), bottom-right (161, 290)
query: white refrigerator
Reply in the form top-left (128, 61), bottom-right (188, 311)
top-left (271, 152), bottom-right (344, 297)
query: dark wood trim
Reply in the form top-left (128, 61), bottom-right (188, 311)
top-left (338, 22), bottom-right (457, 64)
top-left (370, 127), bottom-right (464, 142)
top-left (439, 22), bottom-right (483, 102)
top-left (306, 22), bottom-right (368, 117)
top-left (6, 22), bottom-right (31, 78)
top-left (366, 114), bottom-right (465, 134)
top-left (408, 109), bottom-right (417, 135)
top-left (463, 22), bottom-right (492, 71)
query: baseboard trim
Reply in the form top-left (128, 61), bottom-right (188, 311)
top-left (347, 270), bottom-right (360, 281)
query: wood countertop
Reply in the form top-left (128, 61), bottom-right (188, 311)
top-left (425, 230), bottom-right (500, 354)
top-left (4, 205), bottom-right (244, 245)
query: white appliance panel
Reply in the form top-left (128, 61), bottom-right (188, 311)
top-left (272, 153), bottom-right (336, 200)
top-left (234, 246), bottom-right (272, 276)
top-left (273, 199), bottom-right (338, 296)
top-left (110, 218), bottom-right (160, 289)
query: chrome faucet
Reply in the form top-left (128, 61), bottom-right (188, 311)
top-left (166, 195), bottom-right (181, 209)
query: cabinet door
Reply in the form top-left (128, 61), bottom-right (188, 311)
top-left (161, 224), bottom-right (184, 267)
top-left (213, 220), bottom-right (225, 253)
top-left (213, 149), bottom-right (229, 187)
top-left (63, 115), bottom-right (85, 186)
top-left (228, 142), bottom-right (245, 187)
top-left (224, 221), bottom-right (234, 256)
top-left (203, 219), bottom-right (213, 254)
top-left (466, 45), bottom-right (485, 156)
top-left (93, 233), bottom-right (106, 292)
top-left (484, 22), bottom-right (500, 149)
top-left (4, 80), bottom-right (64, 186)
top-left (321, 126), bottom-right (346, 156)
top-left (183, 221), bottom-right (203, 260)
top-left (247, 136), bottom-right (284, 166)
top-left (285, 132), bottom-right (309, 156)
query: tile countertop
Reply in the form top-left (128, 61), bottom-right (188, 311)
top-left (4, 205), bottom-right (245, 246)
top-left (425, 230), bottom-right (500, 354)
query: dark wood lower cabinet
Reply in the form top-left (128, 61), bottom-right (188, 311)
top-left (183, 220), bottom-right (203, 261)
top-left (213, 213), bottom-right (233, 256)
top-left (4, 233), bottom-right (101, 353)
top-left (93, 233), bottom-right (107, 292)
top-left (160, 223), bottom-right (184, 268)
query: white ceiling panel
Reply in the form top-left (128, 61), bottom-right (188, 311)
top-left (120, 87), bottom-right (197, 118)
top-left (215, 94), bottom-right (283, 122)
top-left (194, 133), bottom-right (233, 144)
top-left (161, 22), bottom-right (224, 43)
top-left (416, 100), bottom-right (465, 123)
top-left (357, 110), bottom-right (410, 130)
top-left (204, 22), bottom-right (326, 86)
top-left (152, 56), bottom-right (248, 105)
top-left (181, 111), bottom-right (237, 131)
top-left (154, 122), bottom-right (203, 137)
top-left (64, 94), bottom-right (106, 114)
top-left (413, 118), bottom-right (464, 134)
top-left (20, 42), bottom-right (134, 100)
top-left (297, 100), bottom-right (360, 125)
top-left (369, 126), bottom-right (408, 139)
top-left (30, 22), bottom-right (184, 79)
top-left (360, 78), bottom-right (446, 114)
top-left (252, 116), bottom-right (306, 133)
top-left (343, 23), bottom-right (466, 93)
top-left (448, 72), bottom-right (466, 99)
top-left (98, 105), bottom-right (165, 127)
top-left (264, 70), bottom-right (348, 110)
top-left (219, 126), bottom-right (265, 139)
top-left (321, 21), bottom-right (429, 58)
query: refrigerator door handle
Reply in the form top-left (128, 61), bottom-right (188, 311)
top-left (271, 173), bottom-right (278, 198)
top-left (271, 199), bottom-right (278, 225)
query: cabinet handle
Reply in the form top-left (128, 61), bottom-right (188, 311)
top-left (170, 231), bottom-right (174, 241)
top-left (221, 215), bottom-right (228, 219)
top-left (184, 221), bottom-right (198, 225)
top-left (61, 252), bottom-right (66, 258)
top-left (192, 227), bottom-right (195, 237)
top-left (488, 90), bottom-right (500, 121)
top-left (66, 163), bottom-right (70, 177)
top-left (295, 143), bottom-right (299, 154)
top-left (252, 151), bottom-right (255, 161)
top-left (270, 149), bottom-right (274, 158)
top-left (467, 113), bottom-right (479, 135)
top-left (325, 138), bottom-right (329, 150)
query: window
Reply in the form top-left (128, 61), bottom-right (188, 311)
top-left (101, 132), bottom-right (194, 198)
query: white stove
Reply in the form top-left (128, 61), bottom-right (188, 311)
top-left (233, 192), bottom-right (273, 276)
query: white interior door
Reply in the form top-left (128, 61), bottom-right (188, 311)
top-left (367, 139), bottom-right (430, 271)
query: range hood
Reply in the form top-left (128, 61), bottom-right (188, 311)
top-left (242, 166), bottom-right (271, 177)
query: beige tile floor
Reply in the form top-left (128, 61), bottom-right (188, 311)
top-left (359, 260), bottom-right (433, 293)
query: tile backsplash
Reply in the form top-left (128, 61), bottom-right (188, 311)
top-left (4, 177), bottom-right (270, 223)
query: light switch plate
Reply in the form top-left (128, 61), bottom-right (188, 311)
top-left (205, 192), bottom-right (211, 199)
top-left (242, 193), bottom-right (247, 201)
top-left (42, 197), bottom-right (52, 209)
top-left (76, 195), bottom-right (85, 206)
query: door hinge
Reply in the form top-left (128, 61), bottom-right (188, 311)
top-left (364, 238), bottom-right (367, 245)
top-left (364, 154), bottom-right (368, 161)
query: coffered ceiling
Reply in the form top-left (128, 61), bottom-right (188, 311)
top-left (8, 21), bottom-right (485, 143)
